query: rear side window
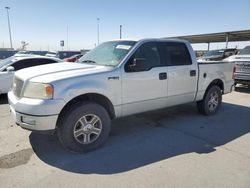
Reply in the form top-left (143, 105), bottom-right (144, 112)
top-left (12, 59), bottom-right (33, 70)
top-left (160, 42), bottom-right (192, 66)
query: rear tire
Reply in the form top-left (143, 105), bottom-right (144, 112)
top-left (197, 85), bottom-right (222, 116)
top-left (57, 102), bottom-right (111, 153)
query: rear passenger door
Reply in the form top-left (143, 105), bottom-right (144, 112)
top-left (159, 42), bottom-right (197, 106)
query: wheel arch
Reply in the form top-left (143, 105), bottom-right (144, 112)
top-left (204, 79), bottom-right (224, 97)
top-left (57, 93), bottom-right (116, 125)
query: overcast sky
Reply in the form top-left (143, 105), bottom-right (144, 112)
top-left (0, 0), bottom-right (250, 51)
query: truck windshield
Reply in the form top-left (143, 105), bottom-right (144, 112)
top-left (204, 50), bottom-right (224, 57)
top-left (78, 41), bottom-right (137, 66)
top-left (239, 46), bottom-right (250, 55)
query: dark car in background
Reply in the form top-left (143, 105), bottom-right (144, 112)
top-left (199, 48), bottom-right (238, 61)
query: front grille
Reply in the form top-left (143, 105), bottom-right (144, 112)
top-left (13, 77), bottom-right (24, 98)
top-left (235, 61), bottom-right (250, 73)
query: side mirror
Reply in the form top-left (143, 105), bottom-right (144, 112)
top-left (6, 66), bottom-right (15, 72)
top-left (128, 58), bottom-right (149, 72)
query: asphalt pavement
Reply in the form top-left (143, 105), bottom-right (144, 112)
top-left (0, 87), bottom-right (250, 188)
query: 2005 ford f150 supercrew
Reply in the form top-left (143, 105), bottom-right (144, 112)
top-left (8, 39), bottom-right (234, 152)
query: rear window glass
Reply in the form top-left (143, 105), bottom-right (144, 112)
top-left (160, 42), bottom-right (192, 66)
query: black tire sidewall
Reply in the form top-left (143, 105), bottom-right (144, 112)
top-left (204, 86), bottom-right (222, 115)
top-left (57, 102), bottom-right (111, 153)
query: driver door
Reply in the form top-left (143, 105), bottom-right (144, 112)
top-left (121, 42), bottom-right (168, 116)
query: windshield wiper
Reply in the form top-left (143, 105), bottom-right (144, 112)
top-left (81, 60), bottom-right (97, 64)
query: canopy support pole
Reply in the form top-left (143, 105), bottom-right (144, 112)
top-left (225, 35), bottom-right (229, 49)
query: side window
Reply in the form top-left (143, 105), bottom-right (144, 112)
top-left (33, 59), bottom-right (57, 66)
top-left (46, 59), bottom-right (58, 64)
top-left (12, 60), bottom-right (31, 70)
top-left (125, 42), bottom-right (161, 72)
top-left (12, 59), bottom-right (57, 71)
top-left (160, 42), bottom-right (192, 66)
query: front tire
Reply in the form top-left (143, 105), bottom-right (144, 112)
top-left (197, 85), bottom-right (222, 116)
top-left (57, 102), bottom-right (111, 153)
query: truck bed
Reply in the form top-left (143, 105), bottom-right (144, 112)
top-left (196, 61), bottom-right (234, 101)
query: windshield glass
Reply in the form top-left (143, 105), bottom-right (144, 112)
top-left (78, 41), bottom-right (137, 66)
top-left (239, 46), bottom-right (250, 55)
top-left (0, 56), bottom-right (15, 69)
top-left (204, 50), bottom-right (224, 57)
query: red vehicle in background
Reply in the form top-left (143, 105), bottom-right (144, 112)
top-left (64, 54), bottom-right (83, 62)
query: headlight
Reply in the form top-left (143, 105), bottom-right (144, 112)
top-left (23, 82), bottom-right (54, 99)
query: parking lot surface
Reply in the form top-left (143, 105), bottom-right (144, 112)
top-left (0, 87), bottom-right (250, 188)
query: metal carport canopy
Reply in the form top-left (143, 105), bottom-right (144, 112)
top-left (165, 30), bottom-right (250, 43)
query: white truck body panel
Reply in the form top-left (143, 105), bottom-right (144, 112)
top-left (196, 62), bottom-right (235, 101)
top-left (121, 66), bottom-right (168, 116)
top-left (167, 64), bottom-right (197, 106)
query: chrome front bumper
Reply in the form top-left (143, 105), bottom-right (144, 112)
top-left (10, 105), bottom-right (58, 131)
top-left (8, 91), bottom-right (65, 131)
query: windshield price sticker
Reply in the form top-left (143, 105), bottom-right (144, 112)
top-left (116, 45), bottom-right (132, 50)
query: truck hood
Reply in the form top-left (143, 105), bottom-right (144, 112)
top-left (15, 62), bottom-right (113, 82)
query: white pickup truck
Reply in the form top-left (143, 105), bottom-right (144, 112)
top-left (8, 39), bottom-right (234, 152)
top-left (226, 46), bottom-right (250, 86)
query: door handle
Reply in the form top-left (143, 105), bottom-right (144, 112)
top-left (159, 72), bottom-right (167, 80)
top-left (108, 76), bottom-right (119, 80)
top-left (190, 70), bottom-right (196, 77)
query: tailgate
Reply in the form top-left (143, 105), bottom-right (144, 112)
top-left (235, 61), bottom-right (250, 81)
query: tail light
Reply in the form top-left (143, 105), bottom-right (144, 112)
top-left (232, 66), bottom-right (236, 80)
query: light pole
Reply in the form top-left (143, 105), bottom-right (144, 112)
top-left (120, 25), bottom-right (122, 39)
top-left (66, 25), bottom-right (69, 51)
top-left (97, 18), bottom-right (100, 45)
top-left (5, 6), bottom-right (13, 49)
